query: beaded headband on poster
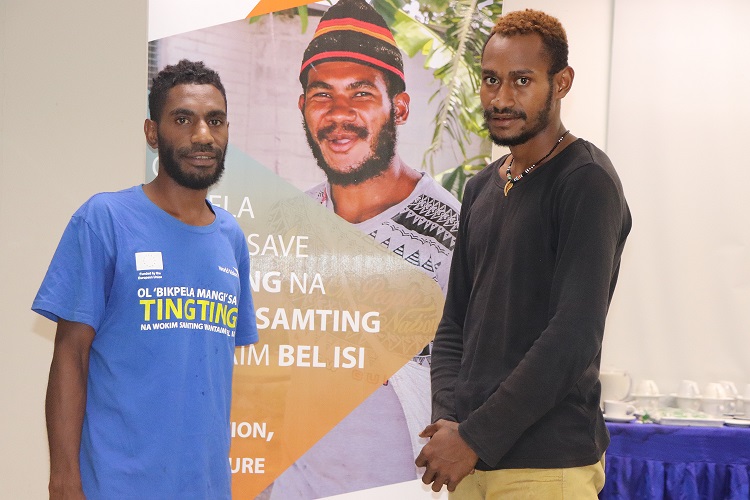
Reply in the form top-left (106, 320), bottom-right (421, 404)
top-left (300, 0), bottom-right (405, 87)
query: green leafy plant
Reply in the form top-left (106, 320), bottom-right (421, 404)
top-left (434, 158), bottom-right (486, 201)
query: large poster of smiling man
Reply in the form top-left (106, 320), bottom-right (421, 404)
top-left (147, 1), bottom-right (463, 497)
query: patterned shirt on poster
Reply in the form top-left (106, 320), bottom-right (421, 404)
top-left (270, 172), bottom-right (459, 499)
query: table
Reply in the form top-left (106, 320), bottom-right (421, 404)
top-left (600, 422), bottom-right (750, 499)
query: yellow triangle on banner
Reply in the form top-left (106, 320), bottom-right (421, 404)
top-left (247, 0), bottom-right (313, 18)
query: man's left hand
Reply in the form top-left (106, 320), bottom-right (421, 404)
top-left (415, 419), bottom-right (478, 492)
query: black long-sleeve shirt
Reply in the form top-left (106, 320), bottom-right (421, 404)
top-left (431, 139), bottom-right (631, 470)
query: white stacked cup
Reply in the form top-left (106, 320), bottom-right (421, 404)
top-left (732, 383), bottom-right (750, 416)
top-left (604, 400), bottom-right (636, 420)
top-left (632, 379), bottom-right (661, 412)
top-left (701, 382), bottom-right (730, 417)
top-left (719, 380), bottom-right (739, 415)
top-left (675, 380), bottom-right (701, 411)
top-left (740, 384), bottom-right (750, 415)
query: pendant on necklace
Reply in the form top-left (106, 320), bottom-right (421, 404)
top-left (504, 180), bottom-right (513, 196)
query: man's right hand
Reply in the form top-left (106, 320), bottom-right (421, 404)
top-left (415, 419), bottom-right (478, 492)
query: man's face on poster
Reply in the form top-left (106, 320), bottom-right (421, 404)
top-left (299, 61), bottom-right (404, 186)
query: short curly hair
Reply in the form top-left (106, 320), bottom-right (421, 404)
top-left (148, 59), bottom-right (227, 122)
top-left (486, 9), bottom-right (568, 75)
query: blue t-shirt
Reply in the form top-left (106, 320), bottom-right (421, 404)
top-left (33, 185), bottom-right (258, 499)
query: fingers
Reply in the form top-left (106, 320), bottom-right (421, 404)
top-left (419, 423), bottom-right (439, 438)
top-left (418, 455), bottom-right (458, 492)
top-left (419, 457), bottom-right (473, 493)
top-left (420, 468), bottom-right (465, 492)
top-left (421, 467), bottom-right (446, 492)
top-left (417, 420), bottom-right (476, 493)
top-left (446, 477), bottom-right (460, 492)
top-left (429, 472), bottom-right (456, 493)
top-left (420, 465), bottom-right (436, 485)
top-left (432, 480), bottom-right (444, 493)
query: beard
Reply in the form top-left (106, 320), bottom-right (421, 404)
top-left (158, 139), bottom-right (226, 190)
top-left (303, 109), bottom-right (397, 187)
top-left (484, 84), bottom-right (554, 147)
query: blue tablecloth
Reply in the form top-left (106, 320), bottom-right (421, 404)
top-left (600, 422), bottom-right (750, 499)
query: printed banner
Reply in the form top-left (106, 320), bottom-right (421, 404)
top-left (147, 2), bottom-right (461, 497)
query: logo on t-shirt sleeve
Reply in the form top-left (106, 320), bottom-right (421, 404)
top-left (135, 252), bottom-right (163, 271)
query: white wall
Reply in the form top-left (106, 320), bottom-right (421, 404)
top-left (505, 0), bottom-right (750, 396)
top-left (0, 0), bottom-right (146, 497)
top-left (604, 0), bottom-right (750, 393)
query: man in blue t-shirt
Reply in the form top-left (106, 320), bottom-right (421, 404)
top-left (33, 59), bottom-right (258, 499)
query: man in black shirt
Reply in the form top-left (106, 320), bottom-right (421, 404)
top-left (416, 9), bottom-right (631, 498)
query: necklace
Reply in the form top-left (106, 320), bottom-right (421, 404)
top-left (503, 130), bottom-right (570, 196)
